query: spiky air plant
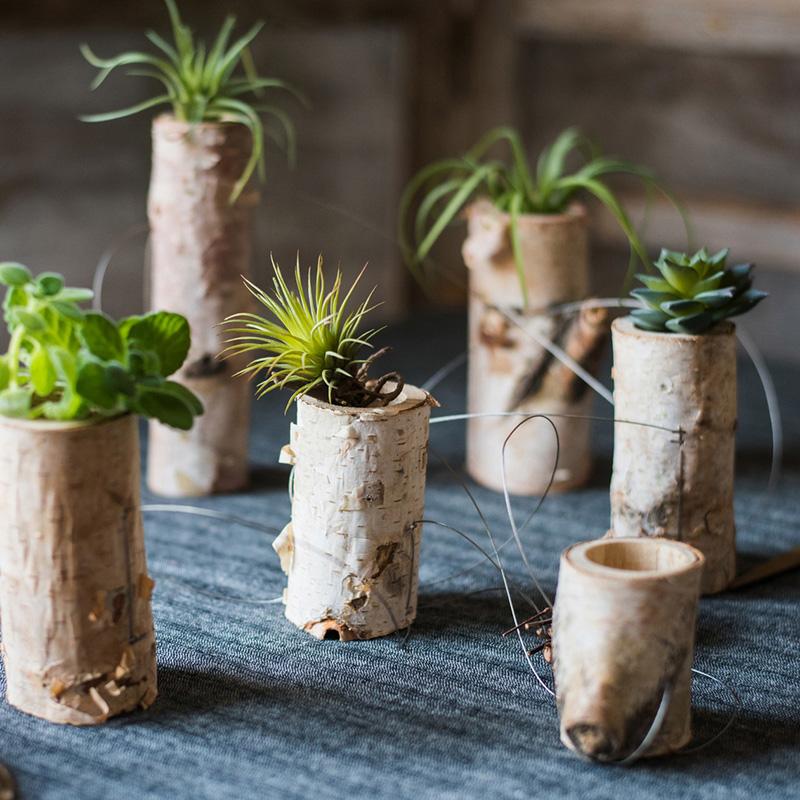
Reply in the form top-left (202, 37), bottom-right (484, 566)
top-left (222, 257), bottom-right (403, 409)
top-left (630, 247), bottom-right (767, 334)
top-left (400, 126), bottom-right (681, 306)
top-left (80, 0), bottom-right (303, 201)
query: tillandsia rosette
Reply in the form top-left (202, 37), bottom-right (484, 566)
top-left (630, 247), bottom-right (767, 334)
top-left (399, 125), bottom-right (684, 306)
top-left (80, 0), bottom-right (304, 202)
top-left (222, 256), bottom-right (404, 410)
top-left (0, 263), bottom-right (203, 428)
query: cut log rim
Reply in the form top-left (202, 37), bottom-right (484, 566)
top-left (152, 112), bottom-right (251, 135)
top-left (613, 315), bottom-right (735, 342)
top-left (297, 383), bottom-right (435, 417)
top-left (466, 198), bottom-right (587, 227)
top-left (0, 411), bottom-right (131, 434)
top-left (565, 537), bottom-right (705, 581)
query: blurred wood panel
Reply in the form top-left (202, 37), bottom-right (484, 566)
top-left (515, 0), bottom-right (800, 55)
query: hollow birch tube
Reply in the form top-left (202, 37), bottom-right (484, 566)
top-left (464, 200), bottom-right (598, 495)
top-left (274, 386), bottom-right (434, 640)
top-left (609, 317), bottom-right (737, 594)
top-left (0, 414), bottom-right (157, 725)
top-left (147, 114), bottom-right (258, 497)
top-left (553, 538), bottom-right (704, 761)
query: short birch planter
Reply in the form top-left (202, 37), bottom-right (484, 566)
top-left (146, 114), bottom-right (258, 497)
top-left (609, 317), bottom-right (737, 594)
top-left (553, 537), bottom-right (704, 761)
top-left (0, 414), bottom-right (157, 725)
top-left (463, 200), bottom-right (606, 495)
top-left (274, 385), bottom-right (434, 640)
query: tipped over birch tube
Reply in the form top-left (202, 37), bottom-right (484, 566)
top-left (275, 385), bottom-right (434, 640)
top-left (609, 317), bottom-right (737, 594)
top-left (463, 200), bottom-right (603, 495)
top-left (0, 414), bottom-right (157, 725)
top-left (146, 115), bottom-right (258, 497)
top-left (553, 538), bottom-right (704, 761)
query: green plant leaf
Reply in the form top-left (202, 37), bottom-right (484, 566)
top-left (630, 308), bottom-right (670, 331)
top-left (34, 272), bottom-right (64, 297)
top-left (635, 274), bottom-right (673, 293)
top-left (76, 361), bottom-right (119, 410)
top-left (693, 287), bottom-right (736, 308)
top-left (664, 311), bottom-right (715, 334)
top-left (0, 357), bottom-right (9, 391)
top-left (122, 311), bottom-right (191, 376)
top-left (55, 287), bottom-right (95, 303)
top-left (661, 299), bottom-right (706, 317)
top-left (16, 310), bottom-right (46, 331)
top-left (51, 301), bottom-right (85, 321)
top-left (630, 288), bottom-right (677, 311)
top-left (135, 385), bottom-right (195, 430)
top-left (30, 346), bottom-right (56, 397)
top-left (0, 388), bottom-right (32, 417)
top-left (159, 379), bottom-right (204, 415)
top-left (0, 263), bottom-right (32, 287)
top-left (80, 312), bottom-right (125, 361)
top-left (658, 261), bottom-right (699, 294)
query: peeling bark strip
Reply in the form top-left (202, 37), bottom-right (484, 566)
top-left (463, 200), bottom-right (603, 495)
top-left (147, 114), bottom-right (258, 497)
top-left (0, 414), bottom-right (157, 725)
top-left (609, 317), bottom-right (737, 594)
top-left (553, 538), bottom-right (704, 761)
top-left (275, 385), bottom-right (435, 640)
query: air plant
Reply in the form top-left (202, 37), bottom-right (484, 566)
top-left (0, 263), bottom-right (203, 428)
top-left (399, 126), bottom-right (681, 306)
top-left (630, 247), bottom-right (767, 334)
top-left (80, 0), bottom-right (303, 201)
top-left (222, 257), bottom-right (403, 409)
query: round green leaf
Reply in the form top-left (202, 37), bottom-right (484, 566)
top-left (30, 346), bottom-right (56, 397)
top-left (76, 361), bottom-right (119, 410)
top-left (122, 311), bottom-right (191, 377)
top-left (35, 272), bottom-right (65, 297)
top-left (0, 263), bottom-right (32, 287)
top-left (80, 312), bottom-right (124, 362)
top-left (0, 388), bottom-right (33, 418)
top-left (136, 387), bottom-right (194, 430)
top-left (16, 310), bottom-right (46, 330)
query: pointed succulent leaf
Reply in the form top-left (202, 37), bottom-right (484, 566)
top-left (631, 288), bottom-right (677, 310)
top-left (664, 311), bottom-right (715, 334)
top-left (725, 289), bottom-right (768, 318)
top-left (693, 270), bottom-right (725, 295)
top-left (657, 261), bottom-right (699, 294)
top-left (708, 248), bottom-right (729, 267)
top-left (635, 273), bottom-right (674, 293)
top-left (630, 308), bottom-right (670, 331)
top-left (725, 262), bottom-right (754, 286)
top-left (693, 287), bottom-right (736, 308)
top-left (0, 263), bottom-right (32, 287)
top-left (661, 299), bottom-right (706, 317)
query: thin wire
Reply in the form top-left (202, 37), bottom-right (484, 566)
top-left (736, 323), bottom-right (783, 489)
top-left (616, 683), bottom-right (673, 766)
top-left (421, 351), bottom-right (468, 392)
top-left (92, 223), bottom-right (149, 312)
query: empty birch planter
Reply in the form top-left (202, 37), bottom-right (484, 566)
top-left (463, 200), bottom-right (607, 495)
top-left (609, 317), bottom-right (737, 594)
top-left (553, 538), bottom-right (704, 761)
top-left (147, 114), bottom-right (258, 497)
top-left (274, 385), bottom-right (434, 640)
top-left (0, 414), bottom-right (157, 725)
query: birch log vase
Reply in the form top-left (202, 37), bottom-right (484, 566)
top-left (463, 200), bottom-right (605, 495)
top-left (274, 385), bottom-right (434, 640)
top-left (553, 538), bottom-right (704, 761)
top-left (0, 414), bottom-right (157, 725)
top-left (147, 114), bottom-right (258, 497)
top-left (609, 317), bottom-right (737, 594)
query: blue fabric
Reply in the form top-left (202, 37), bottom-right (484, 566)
top-left (1, 313), bottom-right (798, 799)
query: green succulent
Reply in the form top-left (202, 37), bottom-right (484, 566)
top-left (630, 248), bottom-right (767, 334)
top-left (0, 263), bottom-right (203, 428)
top-left (222, 256), bottom-right (401, 409)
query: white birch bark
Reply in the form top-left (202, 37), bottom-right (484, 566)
top-left (463, 200), bottom-right (603, 495)
top-left (0, 414), bottom-right (157, 725)
top-left (553, 537), bottom-right (704, 760)
top-left (274, 385), bottom-right (434, 640)
top-left (146, 114), bottom-right (258, 497)
top-left (609, 317), bottom-right (737, 594)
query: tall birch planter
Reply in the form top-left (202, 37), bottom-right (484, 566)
top-left (553, 537), bottom-right (704, 761)
top-left (464, 200), bottom-right (605, 495)
top-left (275, 386), bottom-right (434, 640)
top-left (609, 317), bottom-right (737, 594)
top-left (0, 415), bottom-right (157, 725)
top-left (147, 115), bottom-right (258, 497)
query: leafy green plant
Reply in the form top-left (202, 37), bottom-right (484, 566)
top-left (80, 0), bottom-right (303, 202)
top-left (630, 248), bottom-right (767, 334)
top-left (399, 126), bottom-right (679, 306)
top-left (222, 256), bottom-right (403, 409)
top-left (0, 263), bottom-right (203, 428)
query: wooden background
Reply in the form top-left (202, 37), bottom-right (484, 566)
top-left (0, 0), bottom-right (797, 360)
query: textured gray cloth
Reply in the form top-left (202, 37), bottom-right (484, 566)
top-left (1, 314), bottom-right (798, 800)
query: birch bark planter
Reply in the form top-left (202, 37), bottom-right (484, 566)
top-left (553, 538), bottom-right (704, 761)
top-left (274, 386), bottom-right (434, 640)
top-left (609, 317), bottom-right (737, 594)
top-left (463, 200), bottom-right (605, 495)
top-left (0, 414), bottom-right (157, 725)
top-left (147, 114), bottom-right (258, 497)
